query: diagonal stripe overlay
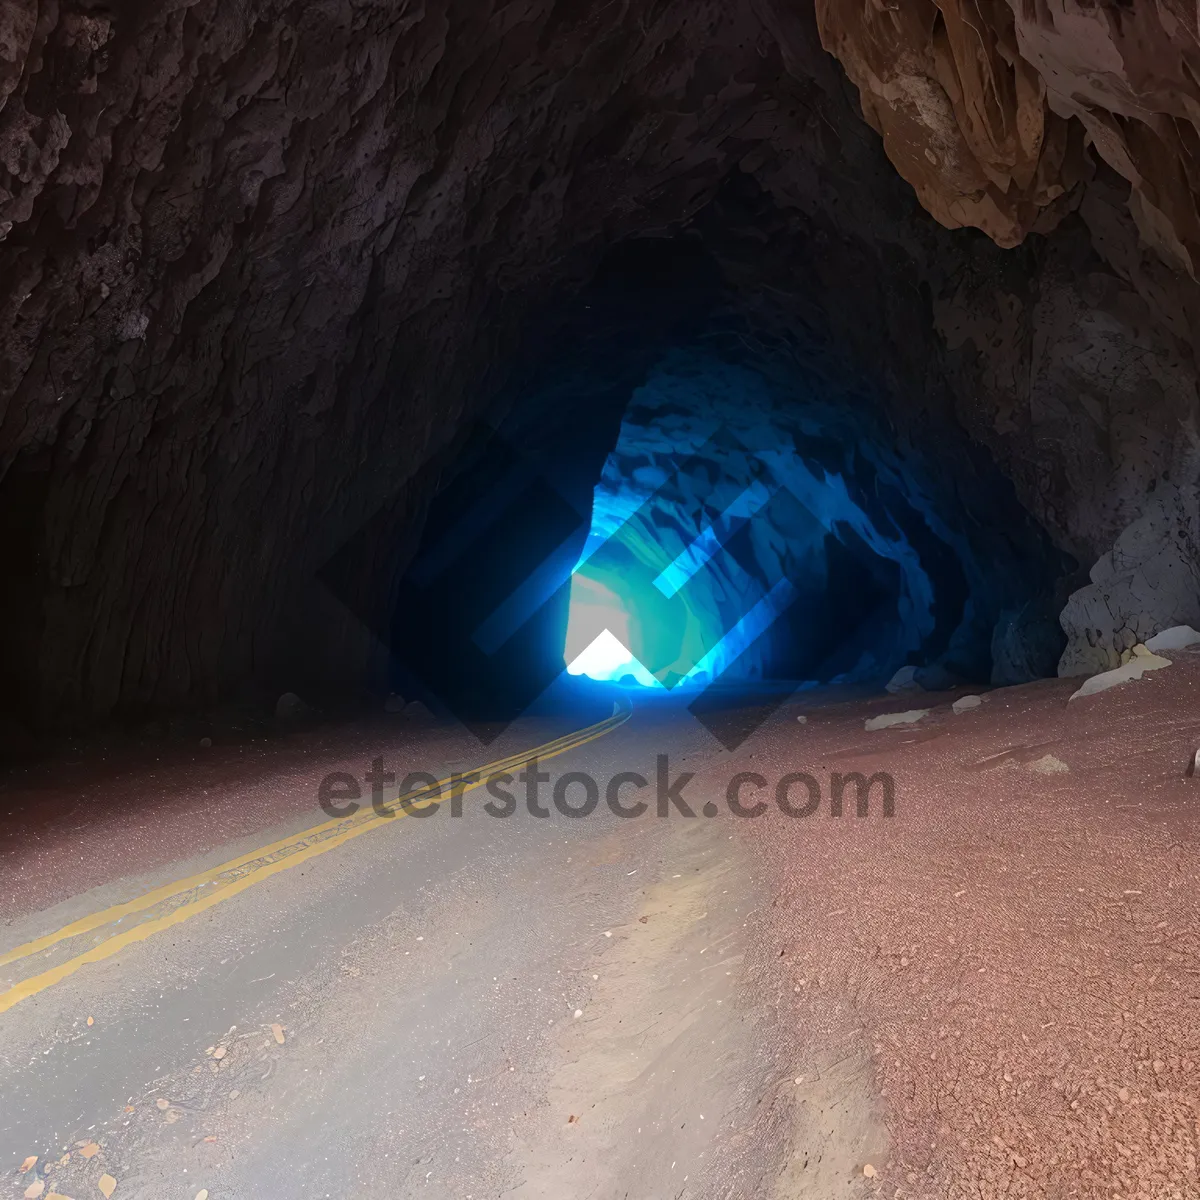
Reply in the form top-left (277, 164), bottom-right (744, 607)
top-left (0, 702), bottom-right (631, 1015)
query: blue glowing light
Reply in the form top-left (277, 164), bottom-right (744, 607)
top-left (563, 350), bottom-right (941, 689)
top-left (563, 451), bottom-right (779, 689)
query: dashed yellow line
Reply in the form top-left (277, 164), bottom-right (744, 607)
top-left (0, 704), bottom-right (630, 1014)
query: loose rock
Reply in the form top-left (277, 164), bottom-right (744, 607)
top-left (1068, 644), bottom-right (1172, 701)
top-left (1145, 624), bottom-right (1200, 652)
top-left (865, 709), bottom-right (930, 731)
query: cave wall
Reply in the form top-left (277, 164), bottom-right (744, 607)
top-left (811, 0), bottom-right (1200, 670)
top-left (2, 0), bottom-right (1200, 723)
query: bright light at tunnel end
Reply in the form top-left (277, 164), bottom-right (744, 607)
top-left (563, 575), bottom-right (662, 687)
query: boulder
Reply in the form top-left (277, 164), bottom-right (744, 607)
top-left (1059, 491), bottom-right (1200, 677)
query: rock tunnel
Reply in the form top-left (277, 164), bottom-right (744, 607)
top-left (10, 5), bottom-right (1200, 1196)
top-left (2, 0), bottom-right (1200, 730)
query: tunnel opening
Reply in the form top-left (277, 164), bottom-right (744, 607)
top-left (560, 341), bottom-right (1060, 696)
top-left (390, 189), bottom-right (1072, 726)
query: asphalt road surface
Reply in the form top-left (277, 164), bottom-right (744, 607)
top-left (0, 693), bottom-right (817, 1200)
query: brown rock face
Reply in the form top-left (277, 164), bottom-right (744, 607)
top-left (1, 0), bottom-right (1200, 722)
top-left (815, 0), bottom-right (1091, 247)
top-left (816, 0), bottom-right (1200, 273)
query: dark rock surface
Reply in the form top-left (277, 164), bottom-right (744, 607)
top-left (2, 0), bottom-right (1200, 722)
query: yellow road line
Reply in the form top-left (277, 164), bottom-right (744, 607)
top-left (0, 705), bottom-right (630, 1015)
top-left (0, 707), bottom-right (626, 971)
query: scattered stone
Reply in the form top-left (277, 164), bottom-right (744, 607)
top-left (885, 664), bottom-right (921, 694)
top-left (228, 1089), bottom-right (240, 1100)
top-left (23, 1182), bottom-right (44, 1200)
top-left (78, 1143), bottom-right (100, 1158)
top-left (271, 1023), bottom-right (286, 1044)
top-left (1029, 754), bottom-right (1070, 774)
top-left (98, 1174), bottom-right (117, 1199)
top-left (155, 1098), bottom-right (170, 1110)
top-left (795, 714), bottom-right (807, 724)
top-left (952, 694), bottom-right (983, 713)
top-left (383, 692), bottom-right (406, 713)
top-left (274, 691), bottom-right (312, 721)
top-left (19, 1156), bottom-right (37, 1173)
top-left (403, 700), bottom-right (431, 718)
top-left (211, 1046), bottom-right (226, 1060)
top-left (1068, 644), bottom-right (1172, 701)
top-left (1186, 748), bottom-right (1200, 779)
top-left (865, 709), bottom-right (930, 731)
top-left (1145, 624), bottom-right (1200, 652)
top-left (863, 1162), bottom-right (878, 1178)
top-left (199, 736), bottom-right (212, 748)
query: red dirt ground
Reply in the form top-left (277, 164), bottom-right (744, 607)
top-left (729, 652), bottom-right (1200, 1199)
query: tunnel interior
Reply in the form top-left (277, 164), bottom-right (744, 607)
top-left (389, 191), bottom-right (1072, 726)
top-left (6, 0), bottom-right (1200, 740)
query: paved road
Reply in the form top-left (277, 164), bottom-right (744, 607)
top-left (0, 696), bottom-right (800, 1200)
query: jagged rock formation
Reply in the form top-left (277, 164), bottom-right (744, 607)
top-left (2, 0), bottom-right (1200, 722)
top-left (816, 0), bottom-right (1200, 274)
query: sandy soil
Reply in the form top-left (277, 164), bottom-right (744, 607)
top-left (719, 650), bottom-right (1200, 1199)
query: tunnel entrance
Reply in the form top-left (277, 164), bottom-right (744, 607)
top-left (391, 201), bottom-right (1071, 726)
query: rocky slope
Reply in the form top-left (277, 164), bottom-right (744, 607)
top-left (2, 0), bottom-right (1199, 722)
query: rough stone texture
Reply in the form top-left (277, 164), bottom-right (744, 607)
top-left (813, 1), bottom-right (1200, 673)
top-left (1059, 486), bottom-right (1200, 674)
top-left (3, 0), bottom-right (1200, 721)
top-left (816, 0), bottom-right (1200, 274)
top-left (814, 0), bottom-right (1091, 248)
top-left (991, 596), bottom-right (1065, 686)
